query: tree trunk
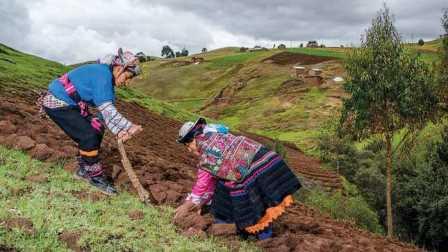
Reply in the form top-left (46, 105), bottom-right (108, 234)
top-left (385, 132), bottom-right (394, 237)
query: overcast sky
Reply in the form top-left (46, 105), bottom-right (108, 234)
top-left (1, 0), bottom-right (446, 64)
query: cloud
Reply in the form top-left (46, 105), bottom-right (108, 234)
top-left (0, 0), bottom-right (446, 64)
top-left (0, 0), bottom-right (31, 48)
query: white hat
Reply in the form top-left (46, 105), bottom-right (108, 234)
top-left (177, 118), bottom-right (207, 144)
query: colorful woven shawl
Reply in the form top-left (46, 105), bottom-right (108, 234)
top-left (196, 133), bottom-right (262, 181)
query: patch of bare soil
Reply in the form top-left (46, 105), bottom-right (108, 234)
top-left (1, 217), bottom-right (36, 236)
top-left (262, 52), bottom-right (337, 65)
top-left (58, 230), bottom-right (85, 252)
top-left (71, 190), bottom-right (106, 202)
top-left (0, 92), bottom-right (421, 251)
top-left (128, 210), bottom-right (145, 221)
top-left (26, 174), bottom-right (48, 183)
top-left (159, 60), bottom-right (193, 67)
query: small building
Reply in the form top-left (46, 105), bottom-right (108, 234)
top-left (305, 68), bottom-right (323, 86)
top-left (293, 66), bottom-right (306, 80)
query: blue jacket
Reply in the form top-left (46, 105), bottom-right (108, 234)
top-left (48, 64), bottom-right (115, 106)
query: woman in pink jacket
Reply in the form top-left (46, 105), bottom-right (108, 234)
top-left (175, 118), bottom-right (301, 240)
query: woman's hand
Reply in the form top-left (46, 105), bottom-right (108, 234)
top-left (118, 124), bottom-right (142, 142)
top-left (174, 200), bottom-right (199, 220)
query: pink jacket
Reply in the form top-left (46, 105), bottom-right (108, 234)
top-left (187, 168), bottom-right (217, 205)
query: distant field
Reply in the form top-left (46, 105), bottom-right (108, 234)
top-left (287, 47), bottom-right (348, 59)
top-left (133, 47), bottom-right (350, 155)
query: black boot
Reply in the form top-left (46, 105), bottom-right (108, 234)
top-left (74, 163), bottom-right (118, 196)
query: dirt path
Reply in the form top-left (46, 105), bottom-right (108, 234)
top-left (0, 92), bottom-right (420, 251)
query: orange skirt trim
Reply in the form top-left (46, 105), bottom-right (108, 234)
top-left (79, 149), bottom-right (99, 157)
top-left (244, 195), bottom-right (294, 234)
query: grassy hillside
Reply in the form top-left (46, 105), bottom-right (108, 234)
top-left (0, 43), bottom-right (199, 123)
top-left (0, 146), bottom-right (255, 251)
top-left (0, 44), bottom-right (70, 92)
top-left (134, 47), bottom-right (347, 155)
top-left (0, 41), bottom-right (434, 251)
top-left (133, 42), bottom-right (441, 155)
top-left (0, 44), bottom-right (252, 250)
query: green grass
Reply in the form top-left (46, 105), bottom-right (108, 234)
top-left (298, 178), bottom-right (383, 234)
top-left (207, 52), bottom-right (253, 69)
top-left (0, 43), bottom-right (69, 92)
top-left (0, 42), bottom-right (207, 125)
top-left (0, 146), bottom-right (257, 251)
top-left (131, 45), bottom-right (350, 154)
top-left (117, 87), bottom-right (201, 122)
top-left (287, 47), bottom-right (347, 59)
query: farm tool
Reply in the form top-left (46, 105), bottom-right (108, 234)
top-left (117, 139), bottom-right (154, 205)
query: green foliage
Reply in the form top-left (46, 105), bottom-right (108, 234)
top-left (394, 125), bottom-right (448, 251)
top-left (440, 9), bottom-right (448, 103)
top-left (0, 146), bottom-right (257, 251)
top-left (319, 131), bottom-right (387, 211)
top-left (340, 6), bottom-right (439, 236)
top-left (265, 138), bottom-right (288, 160)
top-left (300, 182), bottom-right (383, 234)
top-left (161, 45), bottom-right (175, 58)
top-left (175, 49), bottom-right (189, 57)
top-left (418, 39), bottom-right (424, 46)
top-left (341, 5), bottom-right (438, 139)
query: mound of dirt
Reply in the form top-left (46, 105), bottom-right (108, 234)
top-left (0, 92), bottom-right (420, 251)
top-left (263, 52), bottom-right (337, 65)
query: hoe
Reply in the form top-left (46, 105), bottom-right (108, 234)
top-left (117, 139), bottom-right (154, 205)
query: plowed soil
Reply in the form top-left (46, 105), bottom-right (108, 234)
top-left (0, 92), bottom-right (421, 251)
top-left (262, 52), bottom-right (338, 65)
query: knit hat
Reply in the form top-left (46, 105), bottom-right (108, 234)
top-left (97, 48), bottom-right (141, 76)
top-left (177, 118), bottom-right (207, 144)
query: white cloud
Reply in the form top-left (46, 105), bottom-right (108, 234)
top-left (0, 0), bottom-right (446, 64)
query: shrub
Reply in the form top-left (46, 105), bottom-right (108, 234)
top-left (418, 39), bottom-right (424, 46)
top-left (301, 180), bottom-right (384, 234)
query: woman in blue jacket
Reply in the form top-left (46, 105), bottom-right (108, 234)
top-left (40, 49), bottom-right (142, 195)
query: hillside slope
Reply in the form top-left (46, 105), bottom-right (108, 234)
top-left (0, 91), bottom-right (419, 252)
top-left (134, 48), bottom-right (347, 155)
top-left (0, 44), bottom-right (422, 251)
top-left (133, 41), bottom-right (441, 155)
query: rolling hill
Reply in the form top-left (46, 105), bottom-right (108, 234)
top-left (0, 43), bottom-right (423, 251)
top-left (132, 40), bottom-right (441, 155)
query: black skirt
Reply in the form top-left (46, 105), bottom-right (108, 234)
top-left (210, 147), bottom-right (301, 230)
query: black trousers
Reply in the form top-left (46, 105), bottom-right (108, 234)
top-left (44, 106), bottom-right (103, 165)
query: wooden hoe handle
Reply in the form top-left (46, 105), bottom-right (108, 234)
top-left (117, 139), bottom-right (154, 205)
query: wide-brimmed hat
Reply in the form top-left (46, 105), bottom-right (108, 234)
top-left (177, 118), bottom-right (207, 144)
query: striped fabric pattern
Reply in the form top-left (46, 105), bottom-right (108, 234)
top-left (97, 102), bottom-right (133, 135)
top-left (210, 147), bottom-right (301, 230)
